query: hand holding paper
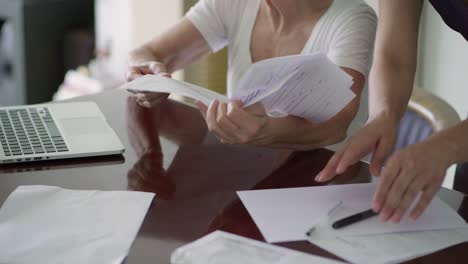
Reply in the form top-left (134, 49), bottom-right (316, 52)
top-left (126, 61), bottom-right (173, 108)
top-left (124, 53), bottom-right (355, 123)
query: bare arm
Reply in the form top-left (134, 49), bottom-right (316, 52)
top-left (317, 0), bottom-right (424, 181)
top-left (128, 17), bottom-right (212, 75)
top-left (201, 67), bottom-right (364, 150)
top-left (369, 0), bottom-right (423, 123)
top-left (126, 17), bottom-right (212, 107)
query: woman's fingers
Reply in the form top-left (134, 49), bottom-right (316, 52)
top-left (410, 181), bottom-right (441, 220)
top-left (388, 174), bottom-right (425, 223)
top-left (206, 100), bottom-right (237, 143)
top-left (126, 61), bottom-right (170, 82)
top-left (132, 92), bottom-right (169, 108)
top-left (372, 155), bottom-right (401, 217)
top-left (315, 150), bottom-right (344, 182)
top-left (126, 61), bottom-right (172, 107)
top-left (195, 101), bottom-right (208, 119)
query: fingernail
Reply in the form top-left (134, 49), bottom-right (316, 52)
top-left (315, 175), bottom-right (322, 182)
top-left (380, 212), bottom-right (389, 222)
top-left (372, 201), bottom-right (380, 212)
top-left (336, 163), bottom-right (345, 174)
top-left (390, 214), bottom-right (400, 223)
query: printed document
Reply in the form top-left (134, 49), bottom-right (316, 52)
top-left (171, 231), bottom-right (343, 264)
top-left (125, 53), bottom-right (355, 122)
top-left (237, 183), bottom-right (467, 243)
top-left (0, 185), bottom-right (154, 264)
top-left (309, 227), bottom-right (468, 264)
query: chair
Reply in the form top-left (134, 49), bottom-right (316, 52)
top-left (395, 86), bottom-right (461, 151)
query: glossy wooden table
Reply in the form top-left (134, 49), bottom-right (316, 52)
top-left (1, 90), bottom-right (467, 264)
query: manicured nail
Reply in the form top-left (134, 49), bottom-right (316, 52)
top-left (372, 201), bottom-right (380, 212)
top-left (390, 214), bottom-right (400, 223)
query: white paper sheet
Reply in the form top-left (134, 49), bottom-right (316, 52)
top-left (309, 227), bottom-right (468, 264)
top-left (237, 183), bottom-right (467, 243)
top-left (233, 53), bottom-right (355, 122)
top-left (0, 185), bottom-right (154, 264)
top-left (125, 75), bottom-right (230, 106)
top-left (124, 53), bottom-right (355, 122)
top-left (171, 231), bottom-right (343, 264)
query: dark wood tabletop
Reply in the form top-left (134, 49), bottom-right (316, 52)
top-left (1, 89), bottom-right (467, 264)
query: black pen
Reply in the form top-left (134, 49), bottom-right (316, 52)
top-left (332, 209), bottom-right (378, 229)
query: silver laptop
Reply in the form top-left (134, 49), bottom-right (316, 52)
top-left (0, 101), bottom-right (124, 164)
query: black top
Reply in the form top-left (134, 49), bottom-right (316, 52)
top-left (429, 0), bottom-right (468, 41)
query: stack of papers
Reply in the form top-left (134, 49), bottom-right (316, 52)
top-left (171, 231), bottom-right (343, 264)
top-left (238, 183), bottom-right (468, 263)
top-left (0, 185), bottom-right (154, 264)
top-left (125, 53), bottom-right (355, 122)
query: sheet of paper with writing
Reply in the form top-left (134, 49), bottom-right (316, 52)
top-left (237, 183), bottom-right (467, 243)
top-left (171, 231), bottom-right (344, 264)
top-left (233, 53), bottom-right (355, 121)
top-left (125, 53), bottom-right (355, 122)
top-left (309, 227), bottom-right (468, 264)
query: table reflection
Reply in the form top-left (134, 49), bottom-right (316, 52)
top-left (125, 97), bottom-right (292, 242)
top-left (125, 97), bottom-right (369, 244)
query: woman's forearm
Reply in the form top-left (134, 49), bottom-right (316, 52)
top-left (128, 18), bottom-right (211, 73)
top-left (369, 0), bottom-right (423, 122)
top-left (368, 60), bottom-right (414, 124)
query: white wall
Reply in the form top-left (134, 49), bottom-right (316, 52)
top-left (417, 3), bottom-right (468, 118)
top-left (131, 0), bottom-right (183, 48)
top-left (95, 0), bottom-right (183, 80)
top-left (416, 3), bottom-right (468, 189)
top-left (363, 0), bottom-right (468, 118)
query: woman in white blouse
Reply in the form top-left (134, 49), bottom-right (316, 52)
top-left (126, 0), bottom-right (376, 150)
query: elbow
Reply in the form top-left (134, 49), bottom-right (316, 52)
top-left (321, 106), bottom-right (358, 146)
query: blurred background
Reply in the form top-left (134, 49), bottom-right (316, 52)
top-left (0, 0), bottom-right (228, 106)
top-left (0, 0), bottom-right (466, 185)
top-left (0, 0), bottom-right (466, 115)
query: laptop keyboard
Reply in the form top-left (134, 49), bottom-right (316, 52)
top-left (0, 107), bottom-right (69, 157)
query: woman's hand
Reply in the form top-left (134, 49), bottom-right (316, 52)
top-left (196, 100), bottom-right (274, 145)
top-left (126, 61), bottom-right (172, 108)
top-left (373, 138), bottom-right (450, 223)
top-left (316, 112), bottom-right (399, 182)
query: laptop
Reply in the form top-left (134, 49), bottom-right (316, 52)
top-left (0, 101), bottom-right (124, 164)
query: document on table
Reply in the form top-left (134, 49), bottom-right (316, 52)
top-left (309, 227), bottom-right (468, 264)
top-left (125, 53), bottom-right (355, 122)
top-left (171, 231), bottom-right (344, 264)
top-left (237, 183), bottom-right (467, 243)
top-left (0, 185), bottom-right (155, 264)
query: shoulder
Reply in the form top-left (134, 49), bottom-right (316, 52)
top-left (188, 0), bottom-right (254, 30)
top-left (192, 0), bottom-right (252, 16)
top-left (327, 0), bottom-right (377, 24)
